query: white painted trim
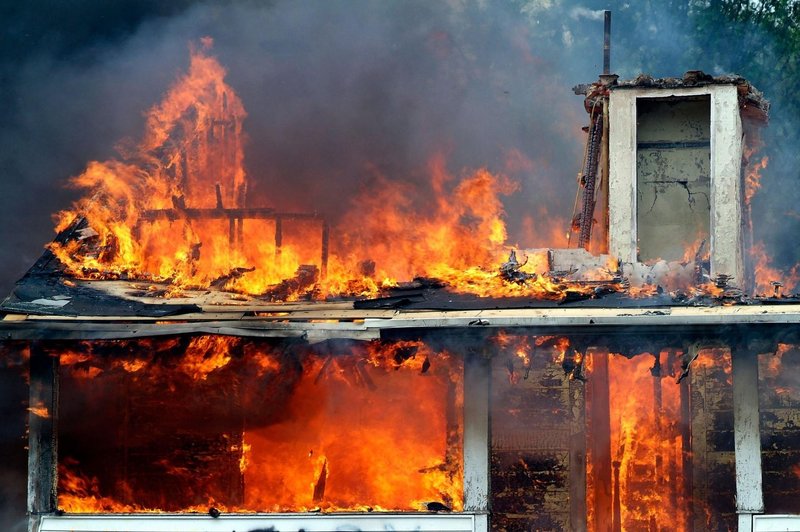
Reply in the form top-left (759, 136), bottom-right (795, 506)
top-left (463, 357), bottom-right (490, 512)
top-left (740, 513), bottom-right (754, 532)
top-left (607, 84), bottom-right (744, 286)
top-left (38, 513), bottom-right (479, 532)
top-left (709, 85), bottom-right (744, 285)
top-left (732, 348), bottom-right (764, 514)
top-left (607, 88), bottom-right (637, 264)
top-left (361, 304), bottom-right (800, 330)
top-left (472, 513), bottom-right (488, 532)
top-left (752, 514), bottom-right (800, 531)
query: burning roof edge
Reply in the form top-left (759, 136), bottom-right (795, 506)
top-left (573, 70), bottom-right (769, 121)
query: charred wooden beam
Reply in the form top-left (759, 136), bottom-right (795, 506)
top-left (578, 107), bottom-right (604, 250)
top-left (321, 221), bottom-right (330, 279)
top-left (312, 459), bottom-right (328, 502)
top-left (589, 348), bottom-right (613, 532)
top-left (569, 376), bottom-right (587, 530)
top-left (28, 342), bottom-right (59, 519)
top-left (215, 184), bottom-right (224, 209)
top-left (140, 207), bottom-right (326, 221)
top-left (275, 216), bottom-right (283, 258)
top-left (611, 458), bottom-right (621, 532)
top-left (680, 352), bottom-right (693, 532)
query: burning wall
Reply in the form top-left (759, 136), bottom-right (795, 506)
top-left (5, 5), bottom-right (800, 532)
top-left (54, 336), bottom-right (464, 513)
top-left (40, 40), bottom-right (791, 308)
top-left (12, 327), bottom-right (800, 531)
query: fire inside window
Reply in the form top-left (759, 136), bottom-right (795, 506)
top-left (55, 337), bottom-right (464, 513)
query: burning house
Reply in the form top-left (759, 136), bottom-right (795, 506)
top-left (4, 12), bottom-right (800, 532)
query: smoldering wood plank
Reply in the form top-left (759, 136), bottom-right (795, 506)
top-left (0, 320), bottom-right (379, 341)
top-left (588, 349), bottom-right (612, 532)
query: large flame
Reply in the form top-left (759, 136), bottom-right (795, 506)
top-left (744, 146), bottom-right (800, 295)
top-left (585, 351), bottom-right (695, 531)
top-left (45, 41), bottom-right (613, 302)
top-left (46, 41), bottom-right (796, 301)
top-left (56, 336), bottom-right (463, 513)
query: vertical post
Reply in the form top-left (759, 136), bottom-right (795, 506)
top-left (590, 349), bottom-right (613, 532)
top-left (569, 375), bottom-right (587, 531)
top-left (710, 85), bottom-right (745, 286)
top-left (215, 183), bottom-right (224, 209)
top-left (607, 90), bottom-right (638, 265)
top-left (228, 217), bottom-right (236, 247)
top-left (463, 350), bottom-right (490, 532)
top-left (652, 351), bottom-right (663, 487)
top-left (274, 216), bottom-right (283, 259)
top-left (611, 459), bottom-right (621, 532)
top-left (28, 343), bottom-right (59, 529)
top-left (598, 98), bottom-right (610, 254)
top-left (732, 345), bottom-right (764, 532)
top-left (321, 221), bottom-right (330, 280)
top-left (679, 349), bottom-right (693, 532)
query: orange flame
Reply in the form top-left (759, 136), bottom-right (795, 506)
top-left (44, 41), bottom-right (624, 303)
top-left (604, 353), bottom-right (688, 530)
top-left (28, 400), bottom-right (50, 419)
top-left (56, 337), bottom-right (463, 513)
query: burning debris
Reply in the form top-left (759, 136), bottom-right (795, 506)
top-left (21, 36), bottom-right (793, 314)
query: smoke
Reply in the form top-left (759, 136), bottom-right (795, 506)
top-left (3, 2), bottom-right (799, 294)
top-left (0, 0), bottom-right (601, 300)
top-left (570, 7), bottom-right (605, 21)
top-left (1, 0), bottom-right (799, 523)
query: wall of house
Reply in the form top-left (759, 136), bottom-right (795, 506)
top-left (689, 348), bottom-right (737, 530)
top-left (758, 347), bottom-right (800, 514)
top-left (490, 346), bottom-right (583, 531)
